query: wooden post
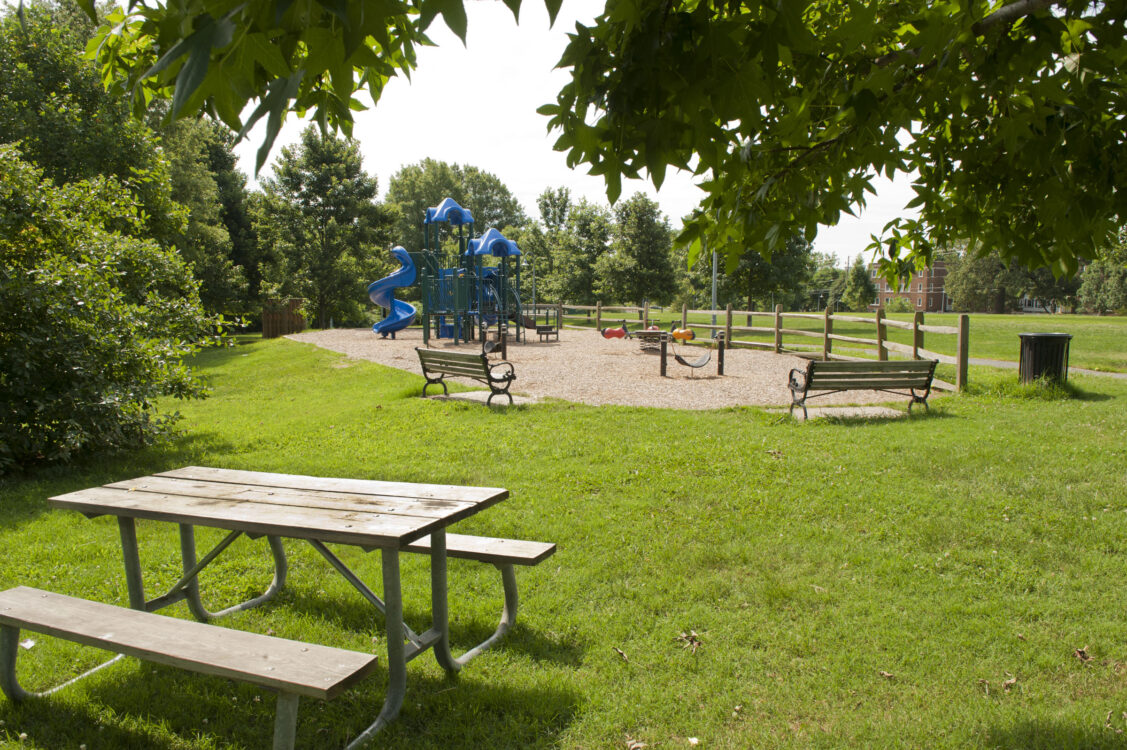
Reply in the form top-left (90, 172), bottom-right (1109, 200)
top-left (718, 332), bottom-right (725, 376)
top-left (557, 302), bottom-right (564, 333)
top-left (957, 314), bottom-right (970, 391)
top-left (660, 337), bottom-right (668, 377)
top-left (875, 307), bottom-right (887, 361)
top-left (725, 303), bottom-right (733, 347)
top-left (500, 331), bottom-right (507, 360)
top-left (823, 307), bottom-right (833, 360)
top-left (681, 302), bottom-right (688, 329)
top-left (774, 304), bottom-right (783, 353)
top-left (913, 311), bottom-right (924, 359)
top-left (596, 301), bottom-right (602, 330)
top-left (642, 300), bottom-right (648, 326)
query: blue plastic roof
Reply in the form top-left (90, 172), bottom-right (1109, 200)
top-left (424, 197), bottom-right (474, 226)
top-left (466, 228), bottom-right (521, 257)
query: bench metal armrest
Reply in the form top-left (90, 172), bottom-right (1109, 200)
top-left (788, 367), bottom-right (807, 393)
top-left (488, 361), bottom-right (515, 381)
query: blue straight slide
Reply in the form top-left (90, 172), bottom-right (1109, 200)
top-left (368, 246), bottom-right (417, 337)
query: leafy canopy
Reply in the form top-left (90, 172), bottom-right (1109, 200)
top-left (81, 0), bottom-right (1125, 278)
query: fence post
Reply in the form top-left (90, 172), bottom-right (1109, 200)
top-left (639, 301), bottom-right (646, 324)
top-left (681, 302), bottom-right (688, 329)
top-left (725, 303), bottom-right (733, 346)
top-left (774, 304), bottom-right (783, 353)
top-left (913, 311), bottom-right (924, 359)
top-left (957, 314), bottom-right (970, 391)
top-left (557, 302), bottom-right (564, 332)
top-left (875, 307), bottom-right (887, 361)
top-left (823, 307), bottom-right (833, 360)
top-left (596, 301), bottom-right (602, 330)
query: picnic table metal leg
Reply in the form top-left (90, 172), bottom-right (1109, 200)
top-left (272, 692), bottom-right (300, 750)
top-left (431, 530), bottom-right (519, 671)
top-left (118, 517), bottom-right (147, 610)
top-left (179, 526), bottom-right (288, 621)
top-left (346, 548), bottom-right (407, 749)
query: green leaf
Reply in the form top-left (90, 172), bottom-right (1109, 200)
top-left (543, 0), bottom-right (562, 26)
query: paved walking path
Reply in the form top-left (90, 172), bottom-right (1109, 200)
top-left (969, 358), bottom-right (1127, 380)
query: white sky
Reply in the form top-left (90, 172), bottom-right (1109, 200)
top-left (234, 0), bottom-right (915, 266)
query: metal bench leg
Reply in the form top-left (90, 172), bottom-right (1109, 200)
top-left (0, 624), bottom-right (125, 701)
top-left (273, 692), bottom-right (299, 750)
top-left (448, 563), bottom-right (518, 668)
top-left (346, 549), bottom-right (407, 749)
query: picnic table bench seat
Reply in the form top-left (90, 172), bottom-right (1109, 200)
top-left (788, 358), bottom-right (938, 419)
top-left (535, 324), bottom-right (558, 342)
top-left (0, 586), bottom-right (378, 750)
top-left (416, 348), bottom-right (516, 405)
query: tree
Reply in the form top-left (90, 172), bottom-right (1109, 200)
top-left (160, 116), bottom-right (249, 315)
top-left (0, 146), bottom-right (219, 474)
top-left (721, 235), bottom-right (814, 312)
top-left (1079, 237), bottom-right (1127, 314)
top-left (257, 126), bottom-right (392, 328)
top-left (204, 123), bottom-right (262, 299)
top-left (0, 1), bottom-right (181, 245)
top-left (544, 199), bottom-right (612, 306)
top-left (86, 0), bottom-right (1126, 282)
top-left (597, 193), bottom-right (675, 305)
top-left (841, 255), bottom-right (878, 312)
top-left (807, 253), bottom-right (844, 311)
top-left (537, 186), bottom-right (571, 233)
top-left (385, 159), bottom-right (527, 256)
top-left (944, 249), bottom-right (1025, 313)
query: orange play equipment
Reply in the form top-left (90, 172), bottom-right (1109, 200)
top-left (600, 321), bottom-right (629, 339)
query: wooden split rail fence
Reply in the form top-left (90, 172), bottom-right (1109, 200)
top-left (556, 301), bottom-right (970, 392)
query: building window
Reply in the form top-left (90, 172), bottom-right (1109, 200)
top-left (917, 283), bottom-right (923, 292)
top-left (871, 269), bottom-right (877, 278)
top-left (917, 297), bottom-right (922, 306)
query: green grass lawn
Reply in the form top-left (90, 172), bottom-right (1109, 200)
top-left (3, 336), bottom-right (1127, 748)
top-left (575, 309), bottom-right (1127, 373)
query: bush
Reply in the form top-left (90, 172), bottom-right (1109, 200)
top-left (0, 146), bottom-right (222, 474)
top-left (884, 296), bottom-right (915, 313)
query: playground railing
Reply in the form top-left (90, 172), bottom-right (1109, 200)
top-left (556, 300), bottom-right (971, 391)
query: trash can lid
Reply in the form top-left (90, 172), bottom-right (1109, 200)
top-left (1019, 332), bottom-right (1073, 339)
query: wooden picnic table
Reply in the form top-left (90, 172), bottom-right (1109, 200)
top-left (47, 465), bottom-right (511, 747)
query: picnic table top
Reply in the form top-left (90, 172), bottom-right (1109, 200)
top-left (49, 466), bottom-right (508, 548)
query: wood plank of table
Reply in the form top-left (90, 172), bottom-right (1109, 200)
top-left (159, 466), bottom-right (507, 504)
top-left (105, 476), bottom-right (480, 520)
top-left (50, 487), bottom-right (442, 546)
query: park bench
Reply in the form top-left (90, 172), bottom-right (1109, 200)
top-left (536, 324), bottom-right (558, 343)
top-left (788, 358), bottom-right (938, 419)
top-left (416, 348), bottom-right (516, 405)
top-left (0, 586), bottom-right (378, 750)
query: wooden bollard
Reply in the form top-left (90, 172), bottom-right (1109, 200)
top-left (718, 331), bottom-right (725, 376)
top-left (660, 336), bottom-right (668, 377)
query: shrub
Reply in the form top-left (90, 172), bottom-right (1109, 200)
top-left (0, 146), bottom-right (222, 474)
top-left (884, 296), bottom-right (915, 313)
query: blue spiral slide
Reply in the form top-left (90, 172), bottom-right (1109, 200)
top-left (368, 246), bottom-right (417, 337)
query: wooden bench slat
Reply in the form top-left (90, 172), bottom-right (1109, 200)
top-left (0, 587), bottom-right (377, 700)
top-left (404, 533), bottom-right (556, 566)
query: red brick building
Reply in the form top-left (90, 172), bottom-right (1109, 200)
top-left (868, 261), bottom-right (953, 312)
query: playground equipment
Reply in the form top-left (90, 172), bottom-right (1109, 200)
top-left (365, 197), bottom-right (532, 347)
top-left (600, 321), bottom-right (629, 339)
top-left (668, 325), bottom-right (711, 374)
top-left (368, 246), bottom-right (417, 338)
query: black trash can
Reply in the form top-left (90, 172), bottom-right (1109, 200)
top-left (1018, 333), bottom-right (1072, 384)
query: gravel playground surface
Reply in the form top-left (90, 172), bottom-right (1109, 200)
top-left (288, 327), bottom-right (907, 414)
